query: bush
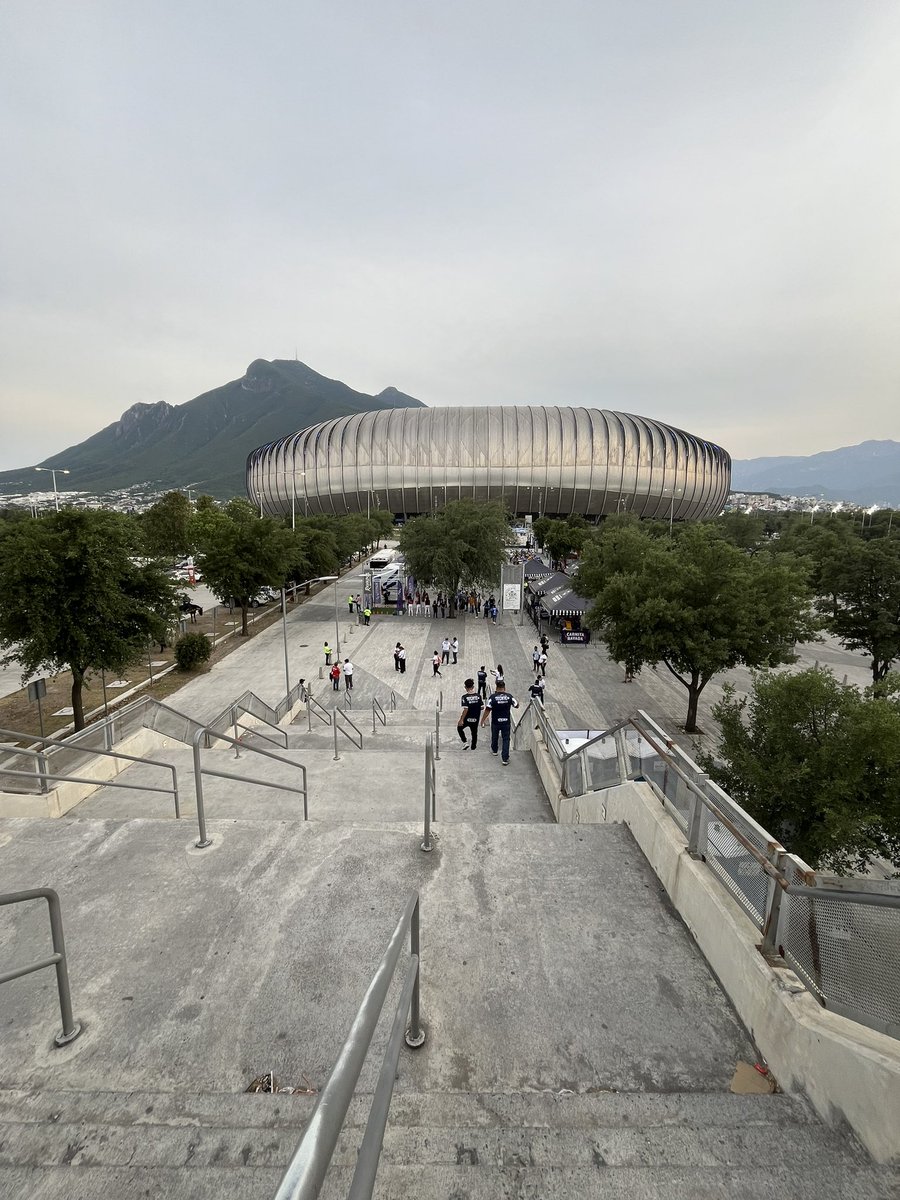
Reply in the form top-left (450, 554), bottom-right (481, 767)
top-left (174, 632), bottom-right (212, 671)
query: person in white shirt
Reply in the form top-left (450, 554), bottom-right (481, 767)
top-left (441, 636), bottom-right (451, 664)
top-left (450, 636), bottom-right (459, 664)
top-left (537, 651), bottom-right (548, 677)
top-left (342, 658), bottom-right (354, 690)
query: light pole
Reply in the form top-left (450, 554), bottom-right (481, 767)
top-left (291, 470), bottom-right (306, 531)
top-left (34, 467), bottom-right (70, 512)
top-left (279, 575), bottom-right (338, 698)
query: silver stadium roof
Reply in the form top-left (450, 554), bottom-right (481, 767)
top-left (246, 405), bottom-right (731, 520)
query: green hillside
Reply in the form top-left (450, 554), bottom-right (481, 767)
top-left (0, 360), bottom-right (424, 499)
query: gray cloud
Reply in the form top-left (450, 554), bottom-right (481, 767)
top-left (2, 0), bottom-right (899, 470)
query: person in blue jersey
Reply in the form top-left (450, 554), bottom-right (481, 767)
top-left (480, 681), bottom-right (519, 765)
top-left (476, 666), bottom-right (488, 699)
top-left (457, 679), bottom-right (483, 749)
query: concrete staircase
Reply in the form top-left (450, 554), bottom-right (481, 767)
top-left (4, 699), bottom-right (899, 1197)
top-left (2, 1087), bottom-right (894, 1198)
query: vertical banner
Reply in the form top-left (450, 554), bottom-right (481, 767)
top-left (500, 564), bottom-right (523, 624)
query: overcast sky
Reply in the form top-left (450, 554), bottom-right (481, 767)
top-left (2, 1), bottom-right (899, 472)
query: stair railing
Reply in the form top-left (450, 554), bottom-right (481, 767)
top-left (434, 706), bottom-right (441, 761)
top-left (421, 733), bottom-right (437, 853)
top-left (273, 892), bottom-right (425, 1200)
top-left (229, 704), bottom-right (289, 751)
top-left (0, 725), bottom-right (180, 813)
top-left (389, 690), bottom-right (397, 712)
top-left (0, 888), bottom-right (81, 1046)
top-left (306, 695), bottom-right (332, 732)
top-left (332, 707), bottom-right (363, 761)
top-left (191, 726), bottom-right (308, 848)
top-left (372, 697), bottom-right (386, 734)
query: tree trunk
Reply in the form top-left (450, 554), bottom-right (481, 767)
top-left (241, 602), bottom-right (249, 637)
top-left (71, 666), bottom-right (86, 731)
top-left (684, 675), bottom-right (702, 733)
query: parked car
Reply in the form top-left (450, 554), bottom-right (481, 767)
top-left (219, 587), bottom-right (278, 609)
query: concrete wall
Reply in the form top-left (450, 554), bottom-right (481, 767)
top-left (0, 728), bottom-right (173, 819)
top-left (519, 712), bottom-right (900, 1164)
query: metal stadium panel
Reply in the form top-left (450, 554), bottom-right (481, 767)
top-left (246, 406), bottom-right (731, 520)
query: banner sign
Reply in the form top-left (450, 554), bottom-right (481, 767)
top-left (560, 629), bottom-right (591, 645)
top-left (502, 583), bottom-right (521, 611)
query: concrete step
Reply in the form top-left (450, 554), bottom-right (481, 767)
top-left (0, 1086), bottom-right (820, 1133)
top-left (0, 1117), bottom-right (873, 1173)
top-left (4, 1164), bottom-right (899, 1200)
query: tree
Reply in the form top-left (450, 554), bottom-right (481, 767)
top-left (699, 668), bottom-right (900, 873)
top-left (141, 491), bottom-right (194, 559)
top-left (535, 515), bottom-right (589, 569)
top-left (823, 539), bottom-right (900, 682)
top-left (577, 522), bottom-right (818, 732)
top-left (0, 510), bottom-right (177, 729)
top-left (399, 500), bottom-right (511, 615)
top-left (195, 499), bottom-right (298, 636)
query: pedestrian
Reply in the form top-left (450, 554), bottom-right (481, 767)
top-left (347, 593), bottom-right (355, 615)
top-left (393, 642), bottom-right (402, 672)
top-left (441, 636), bottom-right (451, 664)
top-left (477, 665), bottom-right (488, 699)
top-left (457, 679), bottom-right (483, 749)
top-left (324, 641), bottom-right (333, 666)
top-left (538, 650), bottom-right (548, 677)
top-left (450, 636), bottom-right (459, 664)
top-left (343, 658), bottom-right (354, 690)
top-left (528, 676), bottom-right (545, 706)
top-left (398, 645), bottom-right (407, 673)
top-left (482, 599), bottom-right (490, 620)
top-left (480, 681), bottom-right (519, 765)
top-left (532, 646), bottom-right (540, 672)
top-left (330, 662), bottom-right (341, 691)
top-left (432, 651), bottom-right (442, 677)
top-left (490, 603), bottom-right (498, 624)
top-left (540, 633), bottom-right (550, 653)
top-left (355, 594), bottom-right (362, 617)
top-left (490, 664), bottom-right (505, 687)
top-left (363, 606), bottom-right (372, 626)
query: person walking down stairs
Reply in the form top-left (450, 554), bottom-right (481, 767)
top-left (432, 651), bottom-right (443, 678)
top-left (481, 681), bottom-right (518, 765)
top-left (457, 679), bottom-right (483, 749)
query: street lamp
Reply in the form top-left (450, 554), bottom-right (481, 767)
top-left (279, 574), bottom-right (338, 698)
top-left (291, 470), bottom-right (306, 531)
top-left (34, 467), bottom-right (70, 512)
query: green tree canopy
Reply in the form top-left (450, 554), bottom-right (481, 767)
top-left (195, 499), bottom-right (298, 635)
top-left (577, 522), bottom-right (818, 732)
top-left (699, 668), bottom-right (900, 873)
top-left (0, 510), bottom-right (177, 729)
top-left (822, 538), bottom-right (900, 681)
top-left (141, 490), bottom-right (194, 559)
top-left (399, 500), bottom-right (511, 614)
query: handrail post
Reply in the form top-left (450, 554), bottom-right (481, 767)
top-left (434, 707), bottom-right (441, 761)
top-left (421, 735), bottom-right (434, 852)
top-left (333, 715), bottom-right (340, 762)
top-left (46, 890), bottom-right (82, 1046)
top-left (231, 705), bottom-right (241, 758)
top-left (686, 772), bottom-right (709, 858)
top-left (37, 751), bottom-right (49, 794)
top-left (406, 896), bottom-right (425, 1047)
top-left (191, 730), bottom-right (212, 848)
top-left (761, 849), bottom-right (789, 959)
top-left (372, 700), bottom-right (376, 735)
top-left (171, 764), bottom-right (181, 819)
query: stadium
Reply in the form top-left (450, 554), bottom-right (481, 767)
top-left (246, 405), bottom-right (731, 521)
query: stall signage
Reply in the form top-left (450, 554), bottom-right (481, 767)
top-left (560, 629), bottom-right (591, 645)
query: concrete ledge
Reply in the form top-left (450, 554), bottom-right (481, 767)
top-left (0, 728), bottom-right (174, 819)
top-left (591, 780), bottom-right (900, 1164)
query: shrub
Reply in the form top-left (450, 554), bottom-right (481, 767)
top-left (174, 632), bottom-right (212, 671)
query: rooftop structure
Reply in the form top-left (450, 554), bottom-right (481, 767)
top-left (246, 405), bottom-right (731, 520)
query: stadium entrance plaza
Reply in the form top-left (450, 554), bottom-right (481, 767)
top-left (1, 559), bottom-right (895, 1198)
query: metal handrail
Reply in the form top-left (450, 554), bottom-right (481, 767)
top-left (372, 697), bottom-right (386, 733)
top-left (191, 726), bottom-right (309, 848)
top-left (436, 690), bottom-right (443, 711)
top-left (273, 891), bottom-right (425, 1200)
top-left (343, 688), bottom-right (353, 709)
top-left (332, 708), bottom-right (363, 760)
top-left (0, 888), bottom-right (81, 1046)
top-left (434, 707), bottom-right (441, 761)
top-left (307, 695), bottom-right (332, 732)
top-left (229, 703), bottom-right (289, 751)
top-left (389, 690), bottom-right (397, 713)
top-left (421, 734), bottom-right (437, 853)
top-left (0, 725), bottom-right (181, 814)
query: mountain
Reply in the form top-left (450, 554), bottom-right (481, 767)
top-left (0, 360), bottom-right (424, 500)
top-left (731, 440), bottom-right (900, 506)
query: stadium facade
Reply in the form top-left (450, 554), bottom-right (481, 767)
top-left (246, 405), bottom-right (731, 521)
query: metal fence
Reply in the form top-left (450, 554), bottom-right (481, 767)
top-left (515, 700), bottom-right (900, 1040)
